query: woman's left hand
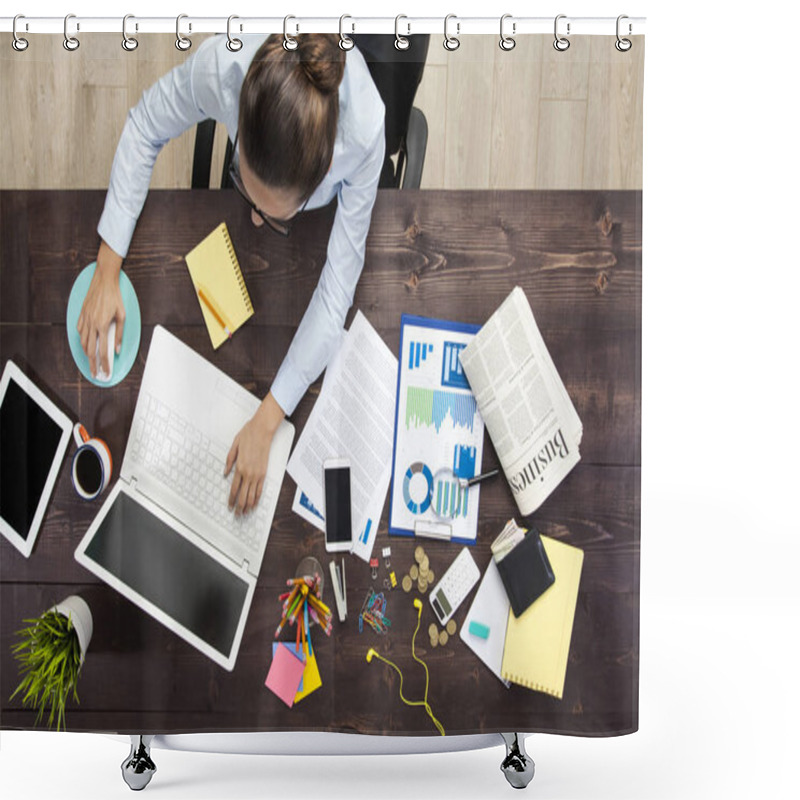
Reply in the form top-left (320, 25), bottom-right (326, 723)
top-left (225, 392), bottom-right (285, 515)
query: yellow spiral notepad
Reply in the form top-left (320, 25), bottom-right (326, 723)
top-left (185, 222), bottom-right (254, 349)
top-left (500, 536), bottom-right (584, 699)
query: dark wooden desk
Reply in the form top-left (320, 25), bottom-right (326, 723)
top-left (0, 189), bottom-right (640, 736)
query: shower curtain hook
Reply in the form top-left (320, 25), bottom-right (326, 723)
top-left (444, 14), bottom-right (460, 51)
top-left (122, 15), bottom-right (139, 51)
top-left (615, 15), bottom-right (632, 51)
top-left (283, 15), bottom-right (299, 51)
top-left (395, 15), bottom-right (410, 51)
top-left (226, 15), bottom-right (242, 52)
top-left (499, 14), bottom-right (516, 51)
top-left (63, 13), bottom-right (80, 51)
top-left (554, 14), bottom-right (570, 51)
top-left (12, 15), bottom-right (29, 52)
top-left (176, 14), bottom-right (192, 51)
top-left (339, 15), bottom-right (355, 50)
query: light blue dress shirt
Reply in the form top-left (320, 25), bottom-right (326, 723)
top-left (98, 35), bottom-right (385, 416)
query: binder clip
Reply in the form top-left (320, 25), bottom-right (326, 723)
top-left (370, 558), bottom-right (379, 580)
top-left (382, 546), bottom-right (392, 569)
top-left (383, 571), bottom-right (398, 591)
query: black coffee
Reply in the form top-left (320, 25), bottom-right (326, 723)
top-left (75, 448), bottom-right (103, 495)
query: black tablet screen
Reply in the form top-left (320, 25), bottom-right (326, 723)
top-left (0, 378), bottom-right (63, 540)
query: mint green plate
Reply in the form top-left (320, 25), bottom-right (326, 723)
top-left (66, 263), bottom-right (141, 387)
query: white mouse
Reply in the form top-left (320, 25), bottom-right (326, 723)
top-left (94, 321), bottom-right (116, 383)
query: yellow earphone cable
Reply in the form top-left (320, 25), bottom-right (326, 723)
top-left (367, 601), bottom-right (445, 735)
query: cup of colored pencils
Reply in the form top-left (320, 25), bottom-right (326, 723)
top-left (275, 569), bottom-right (333, 651)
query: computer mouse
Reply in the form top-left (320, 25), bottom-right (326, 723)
top-left (94, 321), bottom-right (116, 383)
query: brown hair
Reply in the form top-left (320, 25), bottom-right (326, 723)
top-left (238, 34), bottom-right (345, 203)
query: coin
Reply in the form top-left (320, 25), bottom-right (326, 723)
top-left (419, 566), bottom-right (429, 579)
top-left (427, 569), bottom-right (435, 585)
top-left (430, 636), bottom-right (438, 648)
top-left (415, 546), bottom-right (425, 564)
top-left (438, 630), bottom-right (449, 646)
top-left (428, 623), bottom-right (438, 638)
top-left (410, 564), bottom-right (419, 580)
top-left (402, 575), bottom-right (413, 593)
top-left (420, 555), bottom-right (430, 572)
top-left (446, 619), bottom-right (457, 636)
top-left (418, 578), bottom-right (428, 593)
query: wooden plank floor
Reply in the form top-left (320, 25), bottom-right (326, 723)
top-left (0, 189), bottom-right (640, 735)
top-left (0, 34), bottom-right (643, 191)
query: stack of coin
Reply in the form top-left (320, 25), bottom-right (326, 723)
top-left (417, 550), bottom-right (432, 594)
top-left (400, 545), bottom-right (438, 595)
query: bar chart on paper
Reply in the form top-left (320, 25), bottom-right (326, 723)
top-left (405, 387), bottom-right (478, 433)
top-left (390, 315), bottom-right (485, 543)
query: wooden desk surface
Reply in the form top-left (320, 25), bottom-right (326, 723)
top-left (0, 189), bottom-right (640, 736)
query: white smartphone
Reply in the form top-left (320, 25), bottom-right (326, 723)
top-left (324, 458), bottom-right (353, 553)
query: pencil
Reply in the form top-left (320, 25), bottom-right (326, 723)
top-left (197, 285), bottom-right (232, 339)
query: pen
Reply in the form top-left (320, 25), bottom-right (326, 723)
top-left (459, 468), bottom-right (501, 489)
top-left (197, 285), bottom-right (232, 339)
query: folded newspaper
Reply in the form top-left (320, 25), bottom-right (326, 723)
top-left (460, 287), bottom-right (582, 517)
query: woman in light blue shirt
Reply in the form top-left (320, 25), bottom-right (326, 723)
top-left (77, 34), bottom-right (385, 515)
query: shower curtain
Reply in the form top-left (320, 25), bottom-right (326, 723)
top-left (0, 25), bottom-right (643, 740)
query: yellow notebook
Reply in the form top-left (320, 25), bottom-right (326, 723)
top-left (185, 222), bottom-right (253, 348)
top-left (500, 536), bottom-right (584, 699)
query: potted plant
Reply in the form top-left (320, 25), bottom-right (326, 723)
top-left (10, 595), bottom-right (93, 731)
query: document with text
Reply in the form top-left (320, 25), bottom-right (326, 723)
top-left (287, 311), bottom-right (397, 562)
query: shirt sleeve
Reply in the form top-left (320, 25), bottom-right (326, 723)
top-left (97, 42), bottom-right (217, 258)
top-left (269, 123), bottom-right (385, 417)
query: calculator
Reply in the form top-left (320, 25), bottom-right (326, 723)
top-left (429, 547), bottom-right (481, 626)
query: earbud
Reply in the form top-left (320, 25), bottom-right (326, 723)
top-left (366, 648), bottom-right (377, 663)
top-left (413, 598), bottom-right (422, 611)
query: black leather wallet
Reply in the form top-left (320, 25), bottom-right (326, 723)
top-left (495, 528), bottom-right (556, 617)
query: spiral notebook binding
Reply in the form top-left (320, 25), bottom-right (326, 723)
top-left (499, 672), bottom-right (562, 699)
top-left (222, 223), bottom-right (254, 315)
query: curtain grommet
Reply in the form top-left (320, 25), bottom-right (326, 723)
top-left (499, 14), bottom-right (516, 51)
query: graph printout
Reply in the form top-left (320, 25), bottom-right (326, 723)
top-left (389, 315), bottom-right (485, 543)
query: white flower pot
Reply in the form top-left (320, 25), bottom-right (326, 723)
top-left (52, 595), bottom-right (93, 665)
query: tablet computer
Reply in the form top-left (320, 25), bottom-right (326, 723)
top-left (0, 360), bottom-right (72, 558)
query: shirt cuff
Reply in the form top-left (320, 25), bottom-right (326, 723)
top-left (97, 191), bottom-right (138, 259)
top-left (270, 356), bottom-right (307, 418)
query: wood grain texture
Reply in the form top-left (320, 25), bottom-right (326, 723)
top-left (0, 189), bottom-right (640, 736)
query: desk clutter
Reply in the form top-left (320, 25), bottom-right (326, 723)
top-left (8, 227), bottom-right (592, 727)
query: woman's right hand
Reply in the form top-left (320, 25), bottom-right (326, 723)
top-left (78, 240), bottom-right (126, 377)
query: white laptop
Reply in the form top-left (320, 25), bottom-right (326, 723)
top-left (75, 325), bottom-right (294, 671)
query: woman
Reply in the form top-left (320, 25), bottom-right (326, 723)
top-left (77, 34), bottom-right (385, 516)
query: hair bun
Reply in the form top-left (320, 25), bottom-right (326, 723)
top-left (297, 34), bottom-right (345, 94)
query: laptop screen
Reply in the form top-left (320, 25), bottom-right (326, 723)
top-left (83, 490), bottom-right (249, 659)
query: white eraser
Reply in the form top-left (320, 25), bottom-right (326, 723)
top-left (94, 321), bottom-right (116, 383)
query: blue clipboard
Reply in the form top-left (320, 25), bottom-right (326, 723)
top-left (388, 314), bottom-right (483, 544)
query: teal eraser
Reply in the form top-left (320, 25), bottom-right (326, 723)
top-left (469, 621), bottom-right (490, 639)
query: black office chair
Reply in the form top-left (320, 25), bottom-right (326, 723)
top-left (191, 34), bottom-right (430, 191)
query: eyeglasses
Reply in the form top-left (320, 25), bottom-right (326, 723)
top-left (228, 134), bottom-right (308, 237)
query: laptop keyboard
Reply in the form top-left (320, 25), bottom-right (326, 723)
top-left (127, 391), bottom-right (273, 557)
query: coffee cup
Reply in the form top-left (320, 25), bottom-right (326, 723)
top-left (71, 423), bottom-right (112, 500)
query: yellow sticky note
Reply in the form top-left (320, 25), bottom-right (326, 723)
top-left (294, 653), bottom-right (322, 702)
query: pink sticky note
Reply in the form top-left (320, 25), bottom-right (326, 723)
top-left (265, 642), bottom-right (306, 708)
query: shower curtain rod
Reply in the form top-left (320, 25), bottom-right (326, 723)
top-left (1, 15), bottom-right (646, 38)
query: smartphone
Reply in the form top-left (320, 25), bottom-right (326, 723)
top-left (324, 458), bottom-right (353, 553)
